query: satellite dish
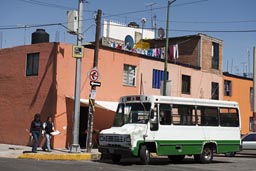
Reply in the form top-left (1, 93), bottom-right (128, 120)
top-left (141, 18), bottom-right (147, 24)
top-left (158, 27), bottom-right (165, 39)
top-left (124, 35), bottom-right (134, 50)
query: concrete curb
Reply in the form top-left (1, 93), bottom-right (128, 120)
top-left (18, 153), bottom-right (101, 160)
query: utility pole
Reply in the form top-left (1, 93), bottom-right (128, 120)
top-left (86, 9), bottom-right (102, 153)
top-left (70, 0), bottom-right (84, 153)
top-left (163, 0), bottom-right (176, 96)
top-left (253, 47), bottom-right (256, 131)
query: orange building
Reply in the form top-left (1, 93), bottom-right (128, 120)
top-left (223, 72), bottom-right (253, 134)
top-left (0, 33), bottom-right (228, 148)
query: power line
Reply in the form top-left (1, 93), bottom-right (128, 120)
top-left (1, 18), bottom-right (256, 34)
top-left (16, 0), bottom-right (75, 10)
top-left (102, 0), bottom-right (208, 18)
top-left (163, 19), bottom-right (256, 24)
top-left (16, 0), bottom-right (94, 12)
top-left (170, 28), bottom-right (256, 33)
top-left (101, 22), bottom-right (256, 33)
top-left (0, 23), bottom-right (63, 30)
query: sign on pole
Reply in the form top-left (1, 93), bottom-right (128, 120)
top-left (72, 45), bottom-right (84, 58)
top-left (90, 81), bottom-right (101, 87)
top-left (88, 67), bottom-right (100, 82)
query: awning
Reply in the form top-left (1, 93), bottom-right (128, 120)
top-left (66, 96), bottom-right (118, 112)
top-left (80, 99), bottom-right (118, 112)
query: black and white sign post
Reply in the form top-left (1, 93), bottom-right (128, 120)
top-left (86, 9), bottom-right (102, 153)
top-left (86, 68), bottom-right (101, 152)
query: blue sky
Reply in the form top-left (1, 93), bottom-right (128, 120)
top-left (1, 0), bottom-right (256, 75)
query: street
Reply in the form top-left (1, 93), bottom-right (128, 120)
top-left (1, 153), bottom-right (256, 171)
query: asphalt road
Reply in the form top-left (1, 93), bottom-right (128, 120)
top-left (1, 153), bottom-right (256, 171)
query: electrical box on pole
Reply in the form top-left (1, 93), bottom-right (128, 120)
top-left (67, 10), bottom-right (78, 35)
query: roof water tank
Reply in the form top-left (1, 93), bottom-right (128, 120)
top-left (31, 29), bottom-right (49, 44)
top-left (128, 22), bottom-right (139, 28)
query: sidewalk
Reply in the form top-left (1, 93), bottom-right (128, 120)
top-left (0, 144), bottom-right (101, 160)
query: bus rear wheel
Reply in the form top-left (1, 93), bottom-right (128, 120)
top-left (140, 145), bottom-right (150, 165)
top-left (194, 146), bottom-right (213, 164)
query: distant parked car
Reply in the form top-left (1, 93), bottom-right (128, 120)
top-left (225, 132), bottom-right (256, 157)
top-left (241, 132), bottom-right (256, 150)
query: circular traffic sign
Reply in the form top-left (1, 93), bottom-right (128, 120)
top-left (89, 69), bottom-right (100, 81)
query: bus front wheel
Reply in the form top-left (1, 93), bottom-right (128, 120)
top-left (140, 145), bottom-right (150, 165)
top-left (194, 146), bottom-right (213, 164)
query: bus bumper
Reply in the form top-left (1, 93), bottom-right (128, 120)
top-left (99, 146), bottom-right (133, 156)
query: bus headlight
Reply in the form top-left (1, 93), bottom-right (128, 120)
top-left (99, 135), bottom-right (105, 142)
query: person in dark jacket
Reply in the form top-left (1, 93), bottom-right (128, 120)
top-left (29, 113), bottom-right (42, 153)
top-left (42, 116), bottom-right (55, 152)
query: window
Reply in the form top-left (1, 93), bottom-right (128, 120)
top-left (26, 53), bottom-right (39, 76)
top-left (159, 104), bottom-right (171, 125)
top-left (182, 75), bottom-right (191, 94)
top-left (224, 80), bottom-right (232, 96)
top-left (219, 108), bottom-right (239, 127)
top-left (250, 87), bottom-right (253, 112)
top-left (211, 82), bottom-right (219, 100)
top-left (152, 69), bottom-right (169, 89)
top-left (171, 105), bottom-right (196, 125)
top-left (198, 106), bottom-right (219, 126)
top-left (212, 42), bottom-right (219, 69)
top-left (242, 134), bottom-right (256, 141)
top-left (123, 64), bottom-right (136, 86)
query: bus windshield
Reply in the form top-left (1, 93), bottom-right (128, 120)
top-left (113, 102), bottom-right (151, 127)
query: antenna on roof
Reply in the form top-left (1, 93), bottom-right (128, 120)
top-left (0, 32), bottom-right (2, 48)
top-left (141, 18), bottom-right (147, 39)
top-left (145, 2), bottom-right (157, 38)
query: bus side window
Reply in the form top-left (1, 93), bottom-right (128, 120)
top-left (200, 107), bottom-right (219, 126)
top-left (219, 108), bottom-right (239, 127)
top-left (177, 105), bottom-right (196, 125)
top-left (196, 107), bottom-right (202, 125)
top-left (159, 104), bottom-right (171, 125)
top-left (172, 105), bottom-right (180, 125)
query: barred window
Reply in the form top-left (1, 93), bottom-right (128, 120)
top-left (123, 64), bottom-right (136, 86)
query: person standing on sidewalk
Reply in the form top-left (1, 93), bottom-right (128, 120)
top-left (29, 113), bottom-right (43, 153)
top-left (42, 116), bottom-right (55, 152)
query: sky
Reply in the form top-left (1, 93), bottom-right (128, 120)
top-left (1, 0), bottom-right (256, 76)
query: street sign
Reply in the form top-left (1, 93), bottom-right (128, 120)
top-left (90, 81), bottom-right (101, 87)
top-left (72, 45), bottom-right (84, 58)
top-left (88, 68), bottom-right (100, 82)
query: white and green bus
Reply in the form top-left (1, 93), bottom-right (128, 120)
top-left (99, 95), bottom-right (241, 164)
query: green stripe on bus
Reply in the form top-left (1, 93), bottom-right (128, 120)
top-left (132, 140), bottom-right (240, 156)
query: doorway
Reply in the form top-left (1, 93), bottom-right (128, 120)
top-left (79, 106), bottom-right (88, 148)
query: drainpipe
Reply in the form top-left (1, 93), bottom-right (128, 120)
top-left (253, 47), bottom-right (256, 131)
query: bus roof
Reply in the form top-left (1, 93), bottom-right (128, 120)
top-left (119, 95), bottom-right (239, 108)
